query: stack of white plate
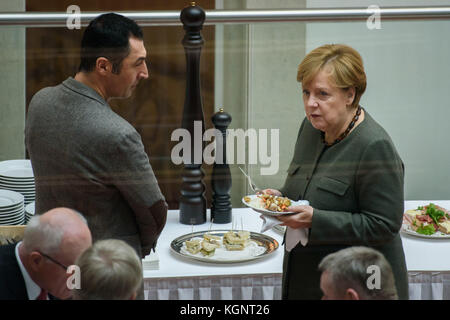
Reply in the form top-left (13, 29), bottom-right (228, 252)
top-left (25, 201), bottom-right (35, 223)
top-left (0, 160), bottom-right (35, 205)
top-left (0, 189), bottom-right (25, 225)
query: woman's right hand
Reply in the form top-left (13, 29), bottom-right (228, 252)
top-left (261, 188), bottom-right (282, 196)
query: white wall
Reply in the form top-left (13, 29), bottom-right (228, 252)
top-left (216, 0), bottom-right (307, 207)
top-left (305, 0), bottom-right (450, 199)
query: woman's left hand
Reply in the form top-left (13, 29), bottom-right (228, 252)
top-left (276, 205), bottom-right (314, 229)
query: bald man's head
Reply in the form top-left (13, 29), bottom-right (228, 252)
top-left (20, 207), bottom-right (92, 299)
top-left (23, 207), bottom-right (91, 255)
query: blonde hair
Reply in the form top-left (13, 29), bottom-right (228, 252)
top-left (73, 239), bottom-right (142, 300)
top-left (297, 44), bottom-right (367, 109)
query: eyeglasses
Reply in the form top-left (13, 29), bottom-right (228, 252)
top-left (36, 251), bottom-right (68, 270)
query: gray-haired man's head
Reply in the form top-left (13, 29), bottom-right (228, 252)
top-left (318, 246), bottom-right (398, 300)
top-left (20, 207), bottom-right (92, 300)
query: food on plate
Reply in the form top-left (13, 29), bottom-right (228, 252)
top-left (183, 230), bottom-right (258, 257)
top-left (200, 240), bottom-right (218, 257)
top-left (237, 230), bottom-right (250, 240)
top-left (243, 196), bottom-right (251, 203)
top-left (403, 203), bottom-right (450, 235)
top-left (255, 194), bottom-right (292, 212)
top-left (439, 221), bottom-right (450, 234)
top-left (223, 230), bottom-right (250, 251)
top-left (185, 239), bottom-right (201, 254)
top-left (403, 209), bottom-right (421, 225)
top-left (203, 233), bottom-right (222, 246)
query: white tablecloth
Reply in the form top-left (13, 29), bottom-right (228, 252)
top-left (144, 201), bottom-right (450, 300)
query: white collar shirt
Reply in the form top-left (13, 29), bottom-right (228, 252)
top-left (15, 241), bottom-right (47, 300)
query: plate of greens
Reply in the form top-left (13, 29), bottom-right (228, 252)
top-left (401, 203), bottom-right (450, 239)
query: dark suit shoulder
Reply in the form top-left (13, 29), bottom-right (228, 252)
top-left (0, 244), bottom-right (28, 300)
top-left (355, 111), bottom-right (397, 146)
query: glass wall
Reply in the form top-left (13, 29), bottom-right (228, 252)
top-left (1, 0), bottom-right (450, 210)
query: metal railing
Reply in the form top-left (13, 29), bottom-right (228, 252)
top-left (0, 7), bottom-right (449, 27)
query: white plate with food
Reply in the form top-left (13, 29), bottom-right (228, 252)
top-left (401, 203), bottom-right (450, 239)
top-left (242, 194), bottom-right (309, 217)
top-left (170, 229), bottom-right (279, 264)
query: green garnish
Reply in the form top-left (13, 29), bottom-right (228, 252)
top-left (416, 224), bottom-right (436, 235)
top-left (417, 206), bottom-right (423, 210)
top-left (425, 203), bottom-right (445, 225)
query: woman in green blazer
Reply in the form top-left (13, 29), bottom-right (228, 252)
top-left (265, 44), bottom-right (408, 299)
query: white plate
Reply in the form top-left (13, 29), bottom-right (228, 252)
top-left (0, 190), bottom-right (24, 208)
top-left (401, 224), bottom-right (450, 239)
top-left (0, 178), bottom-right (34, 184)
top-left (0, 160), bottom-right (34, 179)
top-left (0, 207), bottom-right (24, 217)
top-left (25, 202), bottom-right (35, 215)
top-left (0, 187), bottom-right (35, 195)
top-left (0, 217), bottom-right (25, 225)
top-left (0, 177), bottom-right (34, 184)
top-left (0, 212), bottom-right (24, 223)
top-left (3, 190), bottom-right (36, 197)
top-left (0, 216), bottom-right (24, 224)
top-left (0, 181), bottom-right (35, 187)
top-left (0, 186), bottom-right (35, 193)
top-left (0, 206), bottom-right (24, 216)
top-left (0, 203), bottom-right (24, 212)
top-left (242, 194), bottom-right (309, 217)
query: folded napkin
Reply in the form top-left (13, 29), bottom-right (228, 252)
top-left (142, 251), bottom-right (159, 270)
top-left (285, 227), bottom-right (309, 251)
top-left (259, 215), bottom-right (283, 233)
top-left (259, 215), bottom-right (308, 250)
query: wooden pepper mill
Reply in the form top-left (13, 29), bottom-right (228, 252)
top-left (211, 108), bottom-right (232, 223)
top-left (179, 2), bottom-right (206, 225)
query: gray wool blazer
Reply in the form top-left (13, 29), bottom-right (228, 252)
top-left (280, 110), bottom-right (409, 300)
top-left (25, 77), bottom-right (167, 257)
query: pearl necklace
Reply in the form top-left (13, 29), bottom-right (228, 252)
top-left (321, 105), bottom-right (362, 147)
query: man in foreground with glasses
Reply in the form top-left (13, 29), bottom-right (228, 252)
top-left (0, 207), bottom-right (92, 300)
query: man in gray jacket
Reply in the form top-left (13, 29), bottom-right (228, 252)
top-left (25, 13), bottom-right (167, 262)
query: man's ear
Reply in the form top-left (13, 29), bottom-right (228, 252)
top-left (96, 57), bottom-right (110, 75)
top-left (345, 288), bottom-right (360, 300)
top-left (29, 251), bottom-right (44, 272)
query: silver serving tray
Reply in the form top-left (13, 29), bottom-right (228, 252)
top-left (170, 229), bottom-right (279, 264)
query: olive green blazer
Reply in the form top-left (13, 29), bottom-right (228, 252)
top-left (280, 110), bottom-right (408, 300)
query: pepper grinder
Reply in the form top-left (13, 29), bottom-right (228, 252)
top-left (179, 2), bottom-right (207, 225)
top-left (211, 108), bottom-right (232, 223)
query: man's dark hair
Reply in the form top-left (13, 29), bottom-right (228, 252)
top-left (79, 13), bottom-right (144, 74)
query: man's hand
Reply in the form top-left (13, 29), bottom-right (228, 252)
top-left (276, 205), bottom-right (314, 229)
top-left (261, 188), bottom-right (282, 196)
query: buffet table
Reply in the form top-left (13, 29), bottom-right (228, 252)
top-left (143, 201), bottom-right (450, 300)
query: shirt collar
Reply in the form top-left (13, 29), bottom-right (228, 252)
top-left (62, 76), bottom-right (108, 106)
top-left (15, 242), bottom-right (47, 300)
